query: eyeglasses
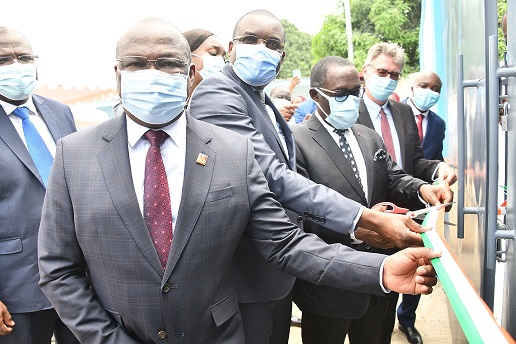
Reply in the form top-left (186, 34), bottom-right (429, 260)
top-left (0, 55), bottom-right (38, 66)
top-left (316, 87), bottom-right (363, 102)
top-left (367, 64), bottom-right (402, 80)
top-left (117, 56), bottom-right (189, 74)
top-left (232, 35), bottom-right (284, 52)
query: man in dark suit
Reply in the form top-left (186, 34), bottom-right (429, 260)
top-left (396, 71), bottom-right (447, 343)
top-left (189, 10), bottom-right (439, 344)
top-left (37, 17), bottom-right (442, 344)
top-left (357, 42), bottom-right (457, 344)
top-left (0, 27), bottom-right (79, 343)
top-left (290, 56), bottom-right (452, 344)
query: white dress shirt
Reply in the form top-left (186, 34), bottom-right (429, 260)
top-left (2, 97), bottom-right (57, 157)
top-left (407, 98), bottom-right (428, 136)
top-left (363, 94), bottom-right (403, 169)
top-left (126, 114), bottom-right (186, 232)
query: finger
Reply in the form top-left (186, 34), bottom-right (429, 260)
top-left (404, 217), bottom-right (430, 233)
top-left (411, 247), bottom-right (442, 261)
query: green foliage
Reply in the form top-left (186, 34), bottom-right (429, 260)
top-left (498, 0), bottom-right (507, 61)
top-left (278, 19), bottom-right (313, 79)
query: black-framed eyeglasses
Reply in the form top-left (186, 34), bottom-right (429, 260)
top-left (0, 55), bottom-right (38, 66)
top-left (117, 56), bottom-right (189, 74)
top-left (232, 35), bottom-right (284, 52)
top-left (316, 86), bottom-right (362, 102)
top-left (367, 64), bottom-right (402, 80)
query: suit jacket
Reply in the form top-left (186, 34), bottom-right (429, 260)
top-left (401, 99), bottom-right (446, 161)
top-left (357, 98), bottom-right (440, 181)
top-left (0, 94), bottom-right (76, 313)
top-left (291, 116), bottom-right (425, 319)
top-left (189, 64), bottom-right (363, 303)
top-left (38, 114), bottom-right (389, 344)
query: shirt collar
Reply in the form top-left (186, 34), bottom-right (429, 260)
top-left (363, 93), bottom-right (388, 120)
top-left (408, 97), bottom-right (429, 117)
top-left (1, 96), bottom-right (38, 116)
top-left (126, 112), bottom-right (187, 149)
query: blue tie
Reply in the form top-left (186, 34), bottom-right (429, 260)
top-left (12, 106), bottom-right (54, 186)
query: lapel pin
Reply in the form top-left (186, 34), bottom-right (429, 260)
top-left (196, 153), bottom-right (208, 166)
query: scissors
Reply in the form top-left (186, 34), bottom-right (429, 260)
top-left (374, 201), bottom-right (456, 225)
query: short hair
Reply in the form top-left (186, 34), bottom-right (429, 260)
top-left (310, 56), bottom-right (354, 88)
top-left (183, 29), bottom-right (215, 52)
top-left (269, 86), bottom-right (290, 98)
top-left (363, 42), bottom-right (405, 70)
top-left (233, 9), bottom-right (286, 42)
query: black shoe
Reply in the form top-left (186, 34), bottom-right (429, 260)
top-left (398, 324), bottom-right (423, 344)
top-left (291, 316), bottom-right (302, 327)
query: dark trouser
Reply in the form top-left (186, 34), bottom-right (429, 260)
top-left (239, 293), bottom-right (292, 344)
top-left (0, 309), bottom-right (79, 344)
top-left (301, 296), bottom-right (388, 344)
top-left (380, 292), bottom-right (399, 344)
top-left (397, 294), bottom-right (421, 328)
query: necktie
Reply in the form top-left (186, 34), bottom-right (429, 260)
top-left (336, 129), bottom-right (363, 189)
top-left (416, 114), bottom-right (424, 143)
top-left (379, 108), bottom-right (397, 162)
top-left (143, 130), bottom-right (173, 269)
top-left (12, 107), bottom-right (54, 186)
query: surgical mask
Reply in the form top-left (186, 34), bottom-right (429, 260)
top-left (272, 98), bottom-right (291, 109)
top-left (121, 69), bottom-right (187, 125)
top-left (366, 73), bottom-right (398, 102)
top-left (315, 88), bottom-right (360, 130)
top-left (412, 88), bottom-right (440, 111)
top-left (232, 44), bottom-right (281, 87)
top-left (0, 63), bottom-right (37, 100)
top-left (192, 54), bottom-right (225, 79)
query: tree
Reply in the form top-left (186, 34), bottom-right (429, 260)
top-left (278, 19), bottom-right (313, 79)
top-left (312, 0), bottom-right (422, 73)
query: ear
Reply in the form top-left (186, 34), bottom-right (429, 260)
top-left (309, 88), bottom-right (318, 102)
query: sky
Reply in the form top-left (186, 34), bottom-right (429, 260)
top-left (2, 0), bottom-right (340, 89)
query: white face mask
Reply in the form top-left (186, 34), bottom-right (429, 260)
top-left (121, 69), bottom-right (188, 125)
top-left (192, 54), bottom-right (225, 79)
top-left (314, 88), bottom-right (360, 130)
top-left (272, 98), bottom-right (291, 109)
top-left (0, 63), bottom-right (38, 100)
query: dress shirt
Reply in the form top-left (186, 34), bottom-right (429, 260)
top-left (127, 114), bottom-right (186, 232)
top-left (408, 98), bottom-right (428, 136)
top-left (264, 102), bottom-right (289, 158)
top-left (363, 94), bottom-right (403, 169)
top-left (2, 97), bottom-right (57, 157)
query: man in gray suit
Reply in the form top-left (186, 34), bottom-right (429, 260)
top-left (0, 27), bottom-right (79, 343)
top-left (37, 17), bottom-right (442, 344)
top-left (189, 9), bottom-right (449, 344)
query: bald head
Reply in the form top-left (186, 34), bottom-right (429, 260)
top-left (0, 27), bottom-right (33, 57)
top-left (412, 71), bottom-right (442, 94)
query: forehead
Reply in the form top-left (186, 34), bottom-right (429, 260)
top-left (271, 87), bottom-right (290, 97)
top-left (193, 35), bottom-right (225, 54)
top-left (0, 31), bottom-right (32, 54)
top-left (236, 14), bottom-right (284, 39)
top-left (415, 73), bottom-right (442, 87)
top-left (118, 24), bottom-right (186, 59)
top-left (370, 54), bottom-right (401, 71)
top-left (325, 65), bottom-right (360, 88)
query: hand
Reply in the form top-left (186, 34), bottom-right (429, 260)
top-left (354, 227), bottom-right (396, 249)
top-left (289, 75), bottom-right (301, 93)
top-left (278, 104), bottom-right (298, 122)
top-left (302, 113), bottom-right (311, 122)
top-left (357, 208), bottom-right (429, 249)
top-left (436, 162), bottom-right (457, 185)
top-left (383, 247), bottom-right (441, 294)
top-left (0, 301), bottom-right (14, 336)
top-left (419, 183), bottom-right (454, 211)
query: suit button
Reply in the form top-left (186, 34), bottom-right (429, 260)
top-left (304, 211), bottom-right (309, 216)
top-left (320, 217), bottom-right (326, 224)
top-left (315, 216), bottom-right (320, 222)
top-left (157, 331), bottom-right (167, 339)
top-left (297, 216), bottom-right (303, 223)
top-left (162, 283), bottom-right (171, 293)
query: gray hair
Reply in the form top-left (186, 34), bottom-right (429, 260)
top-left (363, 42), bottom-right (405, 70)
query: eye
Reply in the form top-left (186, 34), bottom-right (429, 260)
top-left (241, 35), bottom-right (259, 44)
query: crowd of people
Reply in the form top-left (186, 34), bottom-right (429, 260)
top-left (0, 8), bottom-right (456, 344)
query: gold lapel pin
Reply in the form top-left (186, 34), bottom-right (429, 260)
top-left (196, 153), bottom-right (208, 166)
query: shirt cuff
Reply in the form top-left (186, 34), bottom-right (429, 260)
top-left (351, 205), bottom-right (366, 233)
top-left (379, 258), bottom-right (391, 293)
top-left (431, 162), bottom-right (445, 181)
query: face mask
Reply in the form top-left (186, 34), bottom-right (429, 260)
top-left (0, 63), bottom-right (37, 100)
top-left (366, 73), bottom-right (398, 102)
top-left (412, 88), bottom-right (440, 111)
top-left (315, 88), bottom-right (360, 130)
top-left (192, 54), bottom-right (225, 79)
top-left (121, 69), bottom-right (187, 125)
top-left (272, 98), bottom-right (291, 109)
top-left (232, 44), bottom-right (281, 87)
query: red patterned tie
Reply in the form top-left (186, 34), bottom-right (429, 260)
top-left (143, 130), bottom-right (173, 269)
top-left (416, 114), bottom-right (424, 143)
top-left (380, 108), bottom-right (397, 162)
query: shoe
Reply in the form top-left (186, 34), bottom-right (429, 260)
top-left (291, 316), bottom-right (302, 327)
top-left (398, 324), bottom-right (423, 344)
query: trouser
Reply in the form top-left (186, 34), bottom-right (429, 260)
top-left (397, 294), bottom-right (421, 328)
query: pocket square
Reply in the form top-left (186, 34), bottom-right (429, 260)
top-left (373, 149), bottom-right (387, 161)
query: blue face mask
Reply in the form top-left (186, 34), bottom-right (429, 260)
top-left (412, 88), bottom-right (440, 111)
top-left (0, 63), bottom-right (38, 100)
top-left (192, 54), bottom-right (226, 79)
top-left (315, 88), bottom-right (360, 130)
top-left (366, 73), bottom-right (398, 102)
top-left (121, 69), bottom-right (188, 125)
top-left (232, 43), bottom-right (281, 87)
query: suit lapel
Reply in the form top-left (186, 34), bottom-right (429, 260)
top-left (357, 99), bottom-right (374, 128)
top-left (424, 111), bottom-right (437, 148)
top-left (97, 116), bottom-right (165, 276)
top-left (388, 101), bottom-right (406, 163)
top-left (264, 95), bottom-right (296, 169)
top-left (352, 127), bottom-right (374, 206)
top-left (32, 95), bottom-right (63, 143)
